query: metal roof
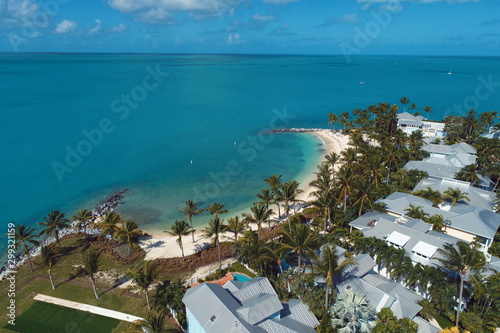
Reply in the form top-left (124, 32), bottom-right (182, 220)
top-left (258, 317), bottom-right (318, 333)
top-left (283, 300), bottom-right (321, 329)
top-left (413, 316), bottom-right (441, 333)
top-left (403, 161), bottom-right (462, 179)
top-left (412, 241), bottom-right (438, 259)
top-left (234, 277), bottom-right (277, 303)
top-left (237, 293), bottom-right (283, 325)
top-left (448, 205), bottom-right (500, 239)
top-left (386, 231), bottom-right (411, 247)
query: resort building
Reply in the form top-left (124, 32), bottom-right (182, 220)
top-left (375, 192), bottom-right (500, 259)
top-left (396, 112), bottom-right (445, 138)
top-left (182, 276), bottom-right (320, 333)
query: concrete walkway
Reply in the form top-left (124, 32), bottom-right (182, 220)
top-left (34, 294), bottom-right (143, 323)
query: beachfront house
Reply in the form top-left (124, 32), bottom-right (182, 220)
top-left (397, 112), bottom-right (445, 138)
top-left (182, 276), bottom-right (319, 333)
top-left (375, 192), bottom-right (500, 259)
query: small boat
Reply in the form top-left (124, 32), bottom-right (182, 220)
top-left (447, 68), bottom-right (453, 75)
top-left (359, 81), bottom-right (365, 85)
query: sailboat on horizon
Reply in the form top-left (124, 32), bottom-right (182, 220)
top-left (447, 68), bottom-right (453, 75)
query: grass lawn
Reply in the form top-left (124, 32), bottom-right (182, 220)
top-left (0, 236), bottom-right (180, 333)
top-left (3, 301), bottom-right (121, 333)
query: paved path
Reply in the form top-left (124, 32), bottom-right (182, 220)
top-left (34, 294), bottom-right (143, 323)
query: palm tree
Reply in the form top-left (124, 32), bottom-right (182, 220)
top-left (116, 220), bottom-right (143, 252)
top-left (225, 216), bottom-right (247, 242)
top-left (400, 97), bottom-right (410, 112)
top-left (324, 151), bottom-right (340, 171)
top-left (130, 310), bottom-right (168, 333)
top-left (81, 248), bottom-right (101, 299)
top-left (73, 209), bottom-right (93, 239)
top-left (265, 174), bottom-right (283, 217)
top-left (426, 214), bottom-right (450, 232)
top-left (362, 154), bottom-right (385, 188)
top-left (330, 290), bottom-right (377, 333)
top-left (14, 224), bottom-right (39, 272)
top-left (38, 210), bottom-right (70, 247)
top-left (307, 245), bottom-right (357, 307)
top-left (336, 165), bottom-right (355, 213)
top-left (236, 230), bottom-right (276, 274)
top-left (165, 219), bottom-right (191, 261)
top-left (281, 180), bottom-right (303, 230)
top-left (309, 189), bottom-right (335, 232)
top-left (443, 188), bottom-right (470, 206)
top-left (352, 178), bottom-right (376, 217)
top-left (99, 211), bottom-right (122, 238)
top-left (328, 112), bottom-right (338, 130)
top-left (242, 203), bottom-right (273, 240)
top-left (455, 164), bottom-right (482, 187)
top-left (178, 200), bottom-right (204, 242)
top-left (404, 204), bottom-right (429, 220)
top-left (423, 106), bottom-right (433, 119)
top-left (256, 188), bottom-right (274, 210)
top-left (40, 244), bottom-right (59, 289)
top-left (382, 142), bottom-right (401, 183)
top-left (412, 187), bottom-right (443, 207)
top-left (125, 261), bottom-right (160, 311)
top-left (203, 217), bottom-right (227, 270)
top-left (436, 241), bottom-right (488, 328)
top-left (278, 223), bottom-right (318, 273)
top-left (206, 202), bottom-right (228, 219)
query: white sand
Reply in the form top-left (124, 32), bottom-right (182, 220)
top-left (138, 130), bottom-right (350, 261)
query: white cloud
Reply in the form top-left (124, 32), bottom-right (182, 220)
top-left (227, 33), bottom-right (243, 44)
top-left (107, 0), bottom-right (247, 24)
top-left (55, 19), bottom-right (77, 34)
top-left (0, 0), bottom-right (42, 28)
top-left (252, 14), bottom-right (276, 21)
top-left (110, 23), bottom-right (127, 32)
top-left (88, 19), bottom-right (102, 34)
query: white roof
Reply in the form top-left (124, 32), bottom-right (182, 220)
top-left (386, 231), bottom-right (411, 247)
top-left (412, 241), bottom-right (438, 258)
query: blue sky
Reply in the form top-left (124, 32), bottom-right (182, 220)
top-left (0, 0), bottom-right (499, 55)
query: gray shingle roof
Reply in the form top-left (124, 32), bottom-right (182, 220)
top-left (403, 161), bottom-right (462, 179)
top-left (451, 142), bottom-right (477, 154)
top-left (413, 316), bottom-right (441, 333)
top-left (413, 178), bottom-right (496, 211)
top-left (183, 277), bottom-right (319, 333)
top-left (448, 205), bottom-right (500, 239)
top-left (348, 210), bottom-right (398, 231)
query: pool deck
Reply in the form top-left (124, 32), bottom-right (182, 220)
top-left (191, 272), bottom-right (251, 287)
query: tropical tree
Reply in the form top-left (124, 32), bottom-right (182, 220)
top-left (165, 220), bottom-right (191, 261)
top-left (372, 307), bottom-right (418, 333)
top-left (423, 106), bottom-right (433, 120)
top-left (404, 204), bottom-right (429, 220)
top-left (324, 151), bottom-right (340, 171)
top-left (330, 290), bottom-right (376, 333)
top-left (178, 200), bottom-right (204, 242)
top-left (328, 112), bottom-right (338, 130)
top-left (352, 178), bottom-right (376, 216)
top-left (225, 216), bottom-right (247, 242)
top-left (455, 164), bottom-right (482, 187)
top-left (400, 97), bottom-right (410, 111)
top-left (309, 189), bottom-right (335, 232)
top-left (242, 203), bottom-right (273, 239)
top-left (73, 209), bottom-right (93, 239)
top-left (336, 165), bottom-right (355, 213)
top-left (206, 202), bottom-right (228, 219)
top-left (427, 214), bottom-right (449, 232)
top-left (265, 174), bottom-right (283, 217)
top-left (256, 188), bottom-right (274, 210)
top-left (278, 223), bottom-right (318, 273)
top-left (14, 224), bottom-right (39, 272)
top-left (234, 230), bottom-right (276, 275)
top-left (38, 210), bottom-right (70, 247)
top-left (125, 261), bottom-right (161, 311)
top-left (436, 241), bottom-right (488, 328)
top-left (203, 217), bottom-right (227, 270)
top-left (281, 180), bottom-right (304, 226)
top-left (116, 220), bottom-right (143, 252)
top-left (307, 245), bottom-right (357, 307)
top-left (412, 187), bottom-right (443, 207)
top-left (443, 188), bottom-right (470, 206)
top-left (40, 244), bottom-right (59, 289)
top-left (99, 211), bottom-right (122, 238)
top-left (81, 247), bottom-right (102, 299)
top-left (129, 310), bottom-right (168, 333)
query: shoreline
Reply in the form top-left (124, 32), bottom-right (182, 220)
top-left (140, 129), bottom-right (350, 261)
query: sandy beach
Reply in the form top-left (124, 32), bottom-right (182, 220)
top-left (139, 130), bottom-right (350, 261)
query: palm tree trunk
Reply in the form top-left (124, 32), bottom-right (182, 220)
top-left (91, 276), bottom-right (99, 299)
top-left (180, 239), bottom-right (185, 261)
top-left (325, 282), bottom-right (330, 308)
top-left (56, 231), bottom-right (61, 247)
top-left (48, 269), bottom-right (55, 289)
top-left (456, 271), bottom-right (464, 328)
top-left (217, 238), bottom-right (221, 270)
top-left (298, 251), bottom-right (302, 274)
top-left (24, 247), bottom-right (34, 272)
top-left (190, 217), bottom-right (195, 242)
top-left (145, 289), bottom-right (151, 311)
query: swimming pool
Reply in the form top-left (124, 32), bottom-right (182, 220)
top-left (232, 273), bottom-right (251, 282)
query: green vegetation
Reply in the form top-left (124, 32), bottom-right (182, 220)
top-left (4, 301), bottom-right (120, 333)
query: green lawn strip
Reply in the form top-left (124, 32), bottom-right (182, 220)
top-left (435, 315), bottom-right (454, 330)
top-left (4, 301), bottom-right (121, 333)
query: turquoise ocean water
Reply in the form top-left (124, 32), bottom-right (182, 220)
top-left (1, 54), bottom-right (499, 247)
